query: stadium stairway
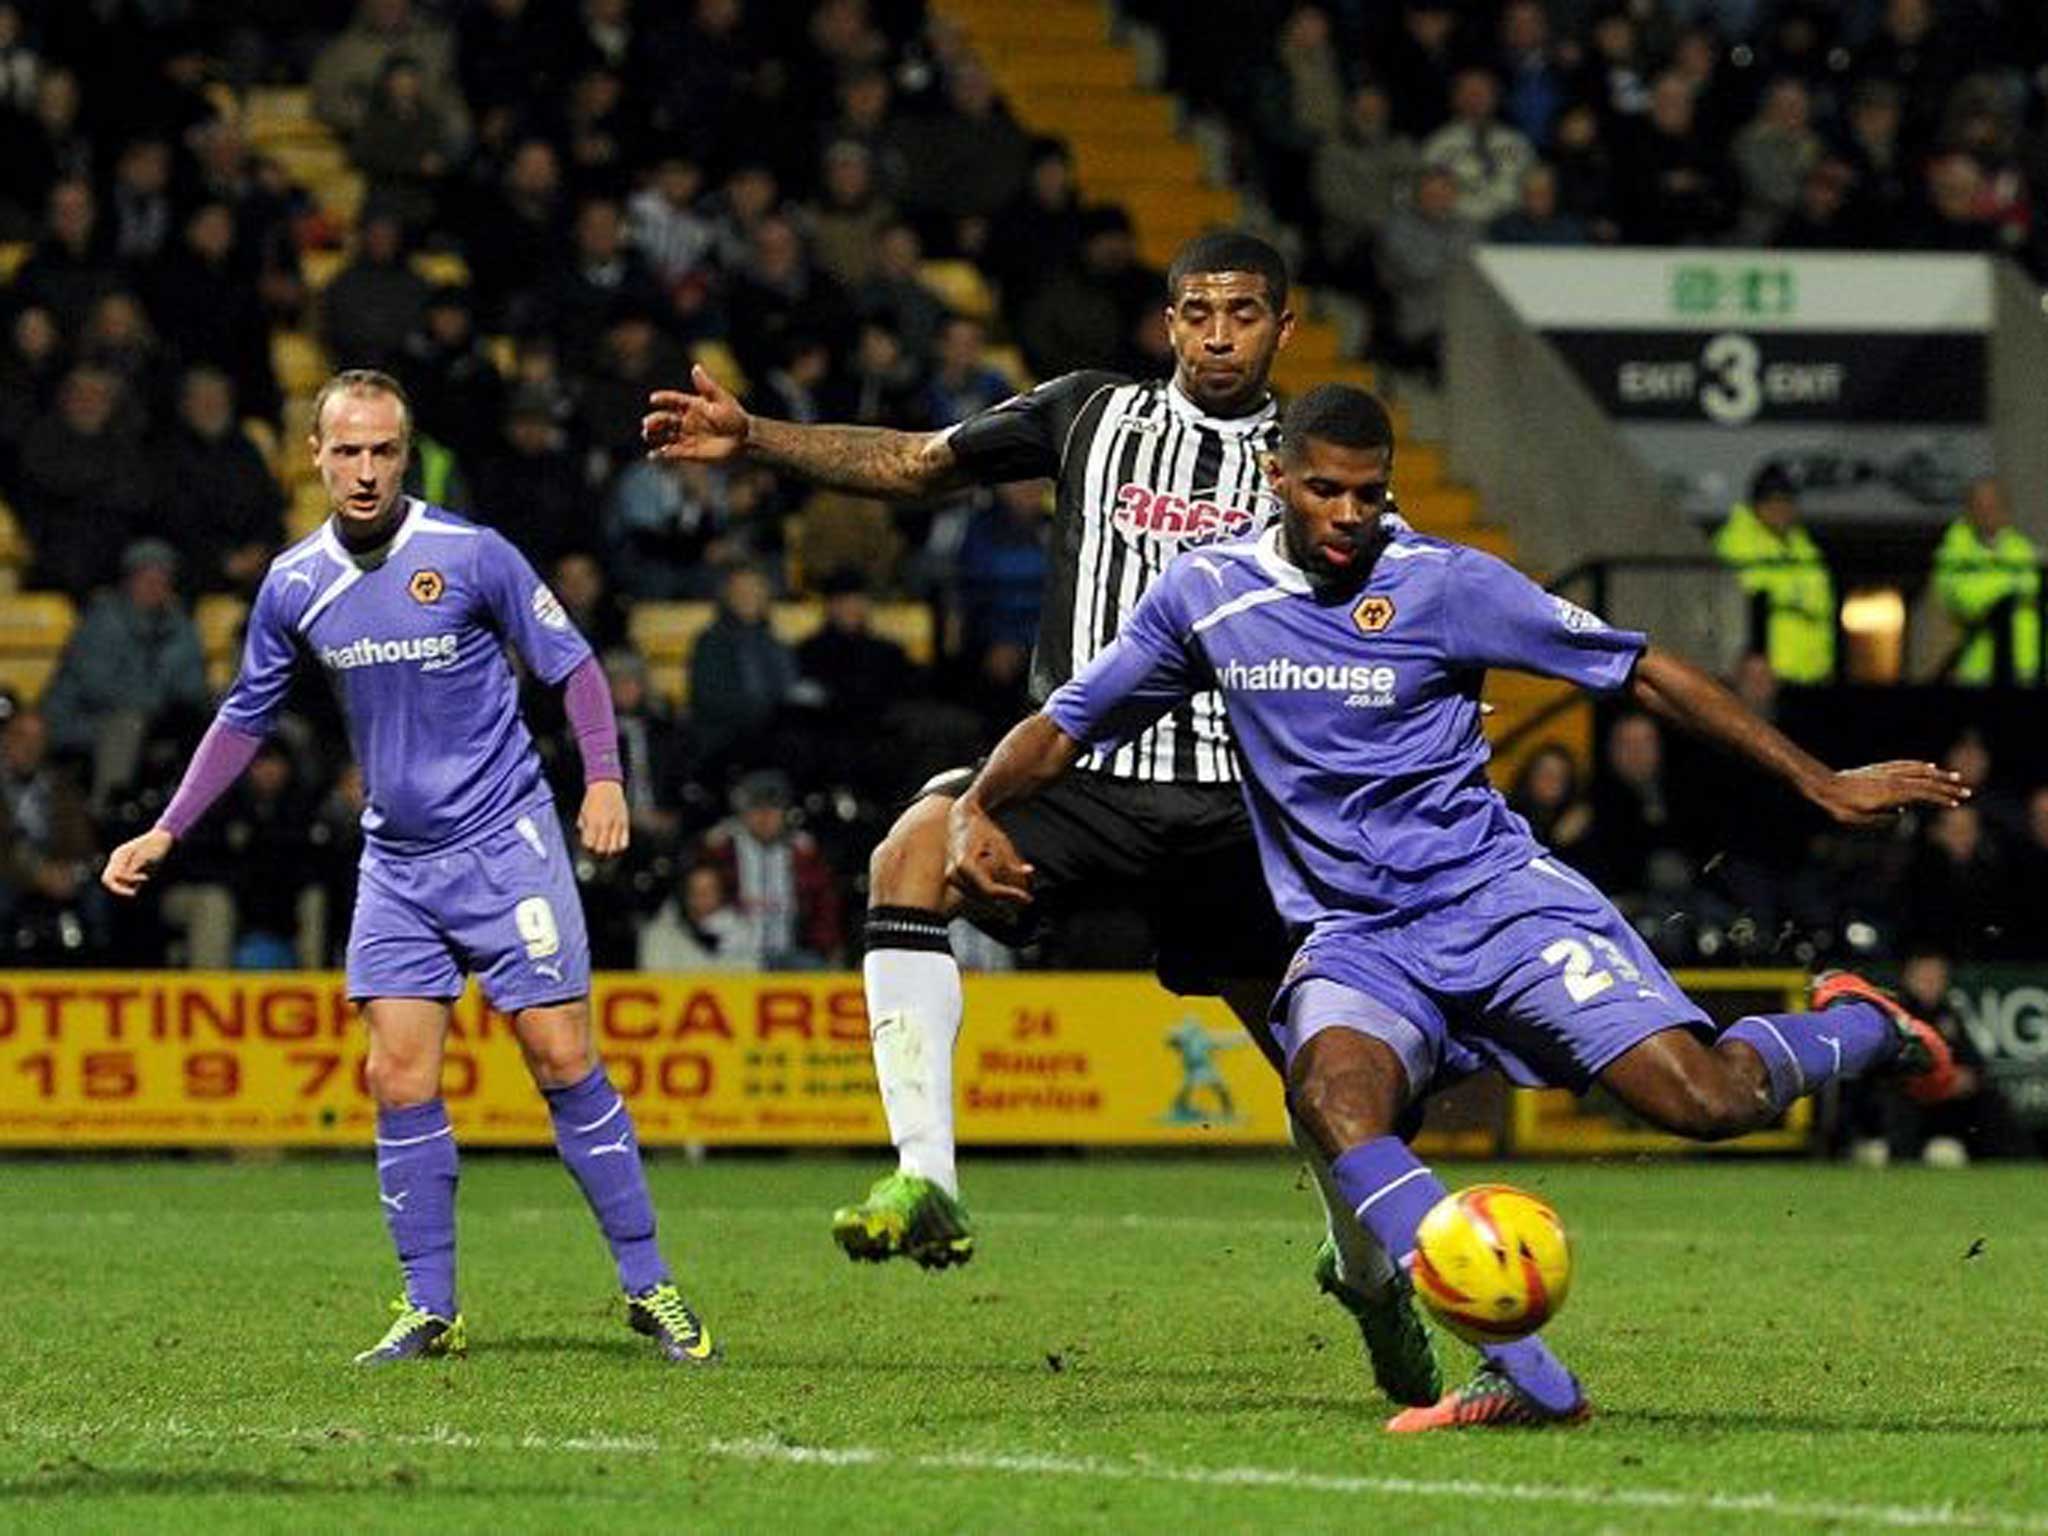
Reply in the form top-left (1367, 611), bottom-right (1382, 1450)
top-left (930, 0), bottom-right (1585, 784)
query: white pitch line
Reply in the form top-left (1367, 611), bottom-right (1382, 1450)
top-left (707, 1436), bottom-right (2048, 1533)
top-left (6, 1420), bottom-right (2044, 1532)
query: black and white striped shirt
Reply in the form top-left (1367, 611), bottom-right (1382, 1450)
top-left (947, 371), bottom-right (1280, 785)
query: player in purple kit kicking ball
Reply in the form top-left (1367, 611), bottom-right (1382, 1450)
top-left (103, 370), bottom-right (716, 1367)
top-left (949, 383), bottom-right (1964, 1430)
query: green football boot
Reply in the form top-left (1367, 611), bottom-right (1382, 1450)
top-left (626, 1282), bottom-right (720, 1365)
top-left (353, 1298), bottom-right (466, 1366)
top-left (1313, 1238), bottom-right (1441, 1407)
top-left (831, 1172), bottom-right (975, 1270)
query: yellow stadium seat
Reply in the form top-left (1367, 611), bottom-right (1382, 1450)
top-left (243, 87), bottom-right (313, 129)
top-left (272, 331), bottom-right (330, 395)
top-left (0, 591), bottom-right (76, 703)
top-left (290, 481), bottom-right (331, 539)
top-left (982, 345), bottom-right (1032, 389)
top-left (690, 340), bottom-right (748, 398)
top-left (301, 249), bottom-right (347, 293)
top-left (916, 260), bottom-right (995, 321)
top-left (0, 590), bottom-right (75, 651)
top-left (241, 416), bottom-right (281, 474)
top-left (768, 599), bottom-right (935, 663)
top-left (0, 654), bottom-right (60, 702)
top-left (267, 140), bottom-right (349, 184)
top-left (485, 335), bottom-right (519, 377)
top-left (314, 174), bottom-right (367, 223)
top-left (195, 595), bottom-right (249, 691)
top-left (0, 496), bottom-right (29, 571)
top-left (0, 243), bottom-right (29, 283)
top-left (627, 601), bottom-right (716, 707)
top-left (872, 601), bottom-right (936, 664)
top-left (411, 251), bottom-right (471, 288)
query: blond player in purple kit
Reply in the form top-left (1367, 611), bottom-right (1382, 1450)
top-left (104, 370), bottom-right (716, 1367)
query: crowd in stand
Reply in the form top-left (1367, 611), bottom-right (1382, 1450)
top-left (1140, 0), bottom-right (2048, 371)
top-left (0, 0), bottom-right (2044, 1013)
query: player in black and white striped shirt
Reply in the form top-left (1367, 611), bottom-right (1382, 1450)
top-left (643, 234), bottom-right (1438, 1407)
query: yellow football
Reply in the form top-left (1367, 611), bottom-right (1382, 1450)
top-left (1410, 1183), bottom-right (1573, 1345)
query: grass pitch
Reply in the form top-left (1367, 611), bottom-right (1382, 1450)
top-left (1, 1154), bottom-right (2044, 1533)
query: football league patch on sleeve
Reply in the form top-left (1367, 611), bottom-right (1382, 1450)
top-left (532, 584), bottom-right (570, 630)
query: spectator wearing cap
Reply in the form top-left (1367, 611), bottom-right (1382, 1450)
top-left (1932, 478), bottom-right (2041, 685)
top-left (41, 537), bottom-right (207, 809)
top-left (1712, 467), bottom-right (1836, 684)
top-left (694, 769), bottom-right (844, 969)
top-left (311, 0), bottom-right (470, 147)
top-left (1421, 67), bottom-right (1537, 226)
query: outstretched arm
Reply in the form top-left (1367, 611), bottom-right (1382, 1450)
top-left (1626, 647), bottom-right (1968, 826)
top-left (947, 715), bottom-right (1085, 905)
top-left (102, 719), bottom-right (265, 895)
top-left (948, 573), bottom-right (1207, 904)
top-left (643, 364), bottom-right (969, 499)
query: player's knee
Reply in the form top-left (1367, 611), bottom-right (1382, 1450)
top-left (1288, 1033), bottom-right (1407, 1155)
top-left (868, 795), bottom-right (951, 905)
top-left (517, 1010), bottom-right (596, 1088)
top-left (524, 1036), bottom-right (595, 1089)
top-left (364, 1051), bottom-right (438, 1108)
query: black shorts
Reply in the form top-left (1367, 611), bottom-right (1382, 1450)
top-left (922, 765), bottom-right (1292, 996)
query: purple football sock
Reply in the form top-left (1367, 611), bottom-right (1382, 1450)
top-left (1723, 1002), bottom-right (1896, 1113)
top-left (545, 1066), bottom-right (669, 1294)
top-left (1332, 1135), bottom-right (1583, 1414)
top-left (374, 1099), bottom-right (459, 1317)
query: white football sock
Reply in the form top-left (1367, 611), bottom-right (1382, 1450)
top-left (1290, 1109), bottom-right (1399, 1295)
top-left (864, 948), bottom-right (964, 1197)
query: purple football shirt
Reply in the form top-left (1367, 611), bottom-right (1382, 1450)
top-left (219, 499), bottom-right (592, 857)
top-left (1044, 524), bottom-right (1647, 928)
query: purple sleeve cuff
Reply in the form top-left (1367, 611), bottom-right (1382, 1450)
top-left (159, 720), bottom-right (264, 838)
top-left (562, 654), bottom-right (622, 785)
